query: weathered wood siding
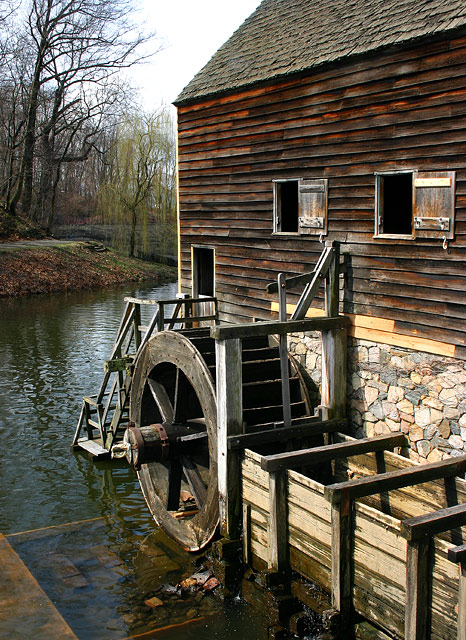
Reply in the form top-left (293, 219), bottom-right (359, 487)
top-left (241, 447), bottom-right (462, 639)
top-left (177, 35), bottom-right (466, 356)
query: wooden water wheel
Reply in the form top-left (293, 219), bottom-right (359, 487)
top-left (124, 327), bottom-right (312, 551)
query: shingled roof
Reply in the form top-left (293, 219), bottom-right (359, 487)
top-left (175, 0), bottom-right (466, 105)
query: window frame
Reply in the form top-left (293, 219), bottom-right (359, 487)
top-left (273, 178), bottom-right (300, 235)
top-left (374, 169), bottom-right (417, 240)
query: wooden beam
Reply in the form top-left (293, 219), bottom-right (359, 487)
top-left (401, 503), bottom-right (466, 541)
top-left (211, 316), bottom-right (349, 341)
top-left (405, 538), bottom-right (430, 640)
top-left (228, 418), bottom-right (348, 450)
top-left (216, 338), bottom-right (243, 539)
top-left (261, 433), bottom-right (407, 472)
top-left (325, 455), bottom-right (466, 505)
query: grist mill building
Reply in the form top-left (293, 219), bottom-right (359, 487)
top-left (174, 0), bottom-right (466, 463)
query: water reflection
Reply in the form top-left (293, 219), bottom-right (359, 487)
top-left (0, 281), bottom-right (177, 534)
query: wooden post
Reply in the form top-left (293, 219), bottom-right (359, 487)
top-left (268, 469), bottom-right (289, 572)
top-left (459, 562), bottom-right (466, 640)
top-left (448, 545), bottom-right (466, 640)
top-left (331, 491), bottom-right (353, 627)
top-left (216, 337), bottom-right (243, 539)
top-left (242, 503), bottom-right (251, 565)
top-left (321, 324), bottom-right (347, 420)
top-left (278, 272), bottom-right (291, 428)
top-left (133, 302), bottom-right (142, 350)
top-left (405, 538), bottom-right (430, 640)
top-left (157, 302), bottom-right (165, 332)
top-left (325, 240), bottom-right (340, 317)
top-left (322, 241), bottom-right (346, 421)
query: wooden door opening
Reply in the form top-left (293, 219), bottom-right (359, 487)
top-left (192, 246), bottom-right (215, 297)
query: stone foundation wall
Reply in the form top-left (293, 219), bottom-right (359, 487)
top-left (288, 332), bottom-right (466, 462)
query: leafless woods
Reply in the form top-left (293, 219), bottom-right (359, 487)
top-left (0, 0), bottom-right (176, 260)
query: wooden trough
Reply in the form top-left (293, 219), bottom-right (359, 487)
top-left (240, 435), bottom-right (466, 640)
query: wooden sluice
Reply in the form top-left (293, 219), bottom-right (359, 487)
top-left (209, 243), bottom-right (466, 639)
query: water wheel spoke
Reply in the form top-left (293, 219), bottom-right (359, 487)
top-left (181, 455), bottom-right (207, 507)
top-left (147, 379), bottom-right (174, 424)
top-left (173, 368), bottom-right (189, 424)
top-left (166, 459), bottom-right (183, 511)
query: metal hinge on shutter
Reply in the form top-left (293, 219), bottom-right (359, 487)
top-left (299, 216), bottom-right (324, 229)
top-left (414, 217), bottom-right (450, 231)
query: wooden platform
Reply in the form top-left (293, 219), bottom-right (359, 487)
top-left (0, 534), bottom-right (77, 639)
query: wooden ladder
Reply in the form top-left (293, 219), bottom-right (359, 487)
top-left (71, 295), bottom-right (219, 458)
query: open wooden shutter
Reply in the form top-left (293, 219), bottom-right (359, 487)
top-left (298, 178), bottom-right (328, 236)
top-left (413, 171), bottom-right (455, 239)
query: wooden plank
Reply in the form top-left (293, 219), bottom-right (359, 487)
top-left (228, 418), bottom-right (348, 450)
top-left (261, 433), bottom-right (406, 472)
top-left (76, 439), bottom-right (110, 459)
top-left (216, 338), bottom-right (243, 538)
top-left (405, 539), bottom-right (430, 640)
top-left (211, 316), bottom-right (349, 341)
top-left (325, 455), bottom-right (466, 505)
top-left (0, 535), bottom-right (78, 639)
top-left (401, 503), bottom-right (466, 541)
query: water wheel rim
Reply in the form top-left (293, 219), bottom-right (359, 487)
top-left (130, 330), bottom-right (218, 552)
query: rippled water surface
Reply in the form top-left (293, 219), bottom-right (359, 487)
top-left (0, 282), bottom-right (265, 639)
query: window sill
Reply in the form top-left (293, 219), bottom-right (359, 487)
top-left (272, 231), bottom-right (300, 236)
top-left (373, 233), bottom-right (414, 240)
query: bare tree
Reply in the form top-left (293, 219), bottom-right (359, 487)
top-left (4, 0), bottom-right (157, 222)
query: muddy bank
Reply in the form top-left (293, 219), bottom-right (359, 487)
top-left (0, 241), bottom-right (177, 297)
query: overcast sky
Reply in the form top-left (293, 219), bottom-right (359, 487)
top-left (131, 0), bottom-right (262, 109)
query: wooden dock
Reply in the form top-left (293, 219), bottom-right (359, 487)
top-left (0, 534), bottom-right (77, 639)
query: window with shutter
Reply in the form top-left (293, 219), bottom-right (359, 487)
top-left (375, 170), bottom-right (456, 240)
top-left (413, 171), bottom-right (456, 240)
top-left (273, 178), bottom-right (328, 235)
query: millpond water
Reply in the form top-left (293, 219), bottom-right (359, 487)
top-left (0, 281), bottom-right (271, 640)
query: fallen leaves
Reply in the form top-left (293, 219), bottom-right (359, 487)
top-left (0, 244), bottom-right (176, 297)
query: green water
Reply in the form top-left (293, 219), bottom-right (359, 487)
top-left (0, 282), bottom-right (268, 639)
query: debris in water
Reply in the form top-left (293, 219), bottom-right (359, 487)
top-left (202, 577), bottom-right (219, 591)
top-left (145, 596), bottom-right (164, 608)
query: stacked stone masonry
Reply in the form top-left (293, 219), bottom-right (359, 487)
top-left (288, 332), bottom-right (466, 462)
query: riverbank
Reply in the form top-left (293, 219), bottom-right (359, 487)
top-left (0, 241), bottom-right (177, 297)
